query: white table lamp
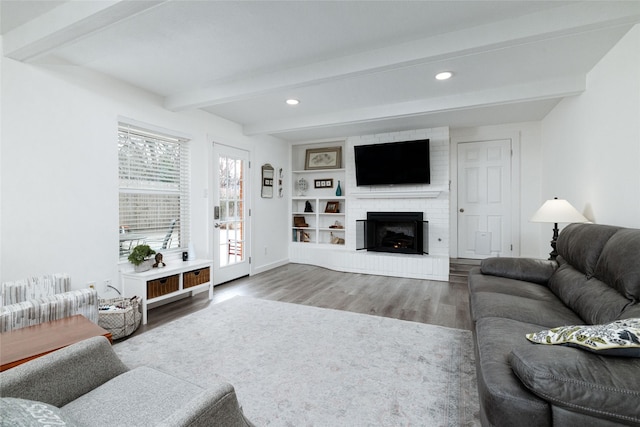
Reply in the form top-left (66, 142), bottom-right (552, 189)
top-left (531, 197), bottom-right (588, 260)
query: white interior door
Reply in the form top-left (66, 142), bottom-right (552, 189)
top-left (457, 139), bottom-right (512, 259)
top-left (212, 143), bottom-right (250, 284)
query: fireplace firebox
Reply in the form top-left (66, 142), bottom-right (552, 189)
top-left (356, 212), bottom-right (428, 254)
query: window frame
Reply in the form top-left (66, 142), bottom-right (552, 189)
top-left (118, 122), bottom-right (190, 260)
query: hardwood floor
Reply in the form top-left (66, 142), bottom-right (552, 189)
top-left (132, 263), bottom-right (472, 338)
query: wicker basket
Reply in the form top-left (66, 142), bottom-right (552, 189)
top-left (98, 296), bottom-right (142, 340)
top-left (184, 267), bottom-right (210, 289)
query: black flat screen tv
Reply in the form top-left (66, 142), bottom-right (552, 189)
top-left (354, 139), bottom-right (430, 186)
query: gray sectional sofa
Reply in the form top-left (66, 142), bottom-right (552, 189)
top-left (468, 223), bottom-right (640, 426)
top-left (0, 336), bottom-right (254, 427)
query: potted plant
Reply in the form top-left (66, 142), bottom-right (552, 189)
top-left (128, 244), bottom-right (156, 272)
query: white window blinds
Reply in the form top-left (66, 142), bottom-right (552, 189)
top-left (118, 124), bottom-right (190, 258)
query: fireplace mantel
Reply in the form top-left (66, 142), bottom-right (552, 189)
top-left (351, 190), bottom-right (442, 199)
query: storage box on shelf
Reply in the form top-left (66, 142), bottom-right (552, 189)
top-left (121, 259), bottom-right (213, 325)
top-left (184, 267), bottom-right (210, 288)
top-left (146, 275), bottom-right (179, 299)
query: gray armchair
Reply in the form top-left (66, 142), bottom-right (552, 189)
top-left (0, 336), bottom-right (254, 427)
top-left (0, 274), bottom-right (98, 332)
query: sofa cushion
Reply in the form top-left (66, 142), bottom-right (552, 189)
top-left (594, 228), bottom-right (640, 302)
top-left (509, 344), bottom-right (640, 425)
top-left (617, 302), bottom-right (640, 321)
top-left (480, 258), bottom-right (558, 285)
top-left (470, 291), bottom-right (582, 327)
top-left (525, 318), bottom-right (640, 357)
top-left (0, 397), bottom-right (78, 427)
top-left (61, 366), bottom-right (205, 426)
top-left (156, 386), bottom-right (255, 427)
top-left (551, 407), bottom-right (633, 427)
top-left (0, 336), bottom-right (128, 408)
top-left (469, 268), bottom-right (560, 302)
top-left (555, 223), bottom-right (620, 277)
top-left (549, 262), bottom-right (634, 325)
top-left (474, 318), bottom-right (551, 426)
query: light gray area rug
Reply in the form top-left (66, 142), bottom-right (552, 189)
top-left (114, 296), bottom-right (479, 426)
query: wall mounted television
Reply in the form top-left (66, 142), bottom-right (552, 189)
top-left (354, 139), bottom-right (430, 186)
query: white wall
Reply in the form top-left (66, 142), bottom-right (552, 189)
top-left (250, 141), bottom-right (290, 274)
top-left (0, 58), bottom-right (289, 291)
top-left (541, 24), bottom-right (640, 229)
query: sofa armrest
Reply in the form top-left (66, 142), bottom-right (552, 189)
top-left (509, 345), bottom-right (640, 425)
top-left (157, 382), bottom-right (255, 427)
top-left (480, 257), bottom-right (557, 285)
top-left (0, 288), bottom-right (99, 332)
top-left (0, 336), bottom-right (128, 407)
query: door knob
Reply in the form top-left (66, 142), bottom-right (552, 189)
top-left (459, 208), bottom-right (464, 213)
top-left (214, 223), bottom-right (221, 228)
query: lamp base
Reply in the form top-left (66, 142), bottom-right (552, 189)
top-left (548, 240), bottom-right (558, 260)
top-left (548, 222), bottom-right (560, 260)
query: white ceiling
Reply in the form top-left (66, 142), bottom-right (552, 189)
top-left (2, 0), bottom-right (640, 141)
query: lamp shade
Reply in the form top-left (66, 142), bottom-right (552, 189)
top-left (530, 198), bottom-right (588, 223)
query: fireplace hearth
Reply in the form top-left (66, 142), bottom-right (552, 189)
top-left (357, 212), bottom-right (428, 254)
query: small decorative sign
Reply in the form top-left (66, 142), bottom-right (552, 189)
top-left (314, 178), bottom-right (334, 188)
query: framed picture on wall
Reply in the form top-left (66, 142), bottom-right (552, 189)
top-left (305, 147), bottom-right (342, 170)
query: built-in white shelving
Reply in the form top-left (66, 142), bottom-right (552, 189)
top-left (290, 141), bottom-right (347, 248)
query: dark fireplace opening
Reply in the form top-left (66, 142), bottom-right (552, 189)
top-left (357, 212), bottom-right (428, 255)
top-left (379, 226), bottom-right (415, 249)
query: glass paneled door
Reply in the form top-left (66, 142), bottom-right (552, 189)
top-left (213, 144), bottom-right (250, 284)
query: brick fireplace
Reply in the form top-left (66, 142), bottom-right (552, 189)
top-left (289, 126), bottom-right (450, 281)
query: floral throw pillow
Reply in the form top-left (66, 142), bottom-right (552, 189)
top-left (526, 318), bottom-right (640, 357)
top-left (0, 397), bottom-right (78, 426)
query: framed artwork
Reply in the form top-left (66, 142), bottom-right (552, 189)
top-left (305, 147), bottom-right (342, 170)
top-left (325, 201), bottom-right (340, 213)
top-left (314, 178), bottom-right (334, 188)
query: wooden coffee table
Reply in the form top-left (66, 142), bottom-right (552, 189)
top-left (0, 314), bottom-right (112, 372)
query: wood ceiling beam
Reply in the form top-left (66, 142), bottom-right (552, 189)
top-left (3, 0), bottom-right (166, 62)
top-left (242, 76), bottom-right (585, 136)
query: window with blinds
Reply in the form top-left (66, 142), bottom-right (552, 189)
top-left (118, 124), bottom-right (190, 259)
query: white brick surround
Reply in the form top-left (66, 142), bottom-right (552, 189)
top-left (290, 127), bottom-right (450, 281)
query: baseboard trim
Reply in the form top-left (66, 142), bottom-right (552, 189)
top-left (251, 258), bottom-right (289, 275)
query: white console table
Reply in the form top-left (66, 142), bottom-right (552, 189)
top-left (121, 259), bottom-right (213, 325)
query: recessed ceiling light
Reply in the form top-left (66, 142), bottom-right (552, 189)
top-left (435, 71), bottom-right (453, 80)
top-left (286, 99), bottom-right (300, 105)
